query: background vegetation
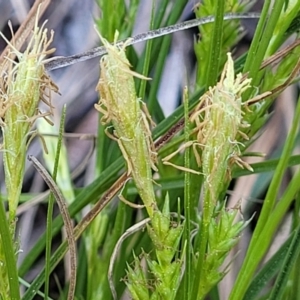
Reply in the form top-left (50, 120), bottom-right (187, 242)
top-left (1, 0), bottom-right (300, 299)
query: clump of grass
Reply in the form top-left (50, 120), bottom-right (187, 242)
top-left (1, 1), bottom-right (300, 299)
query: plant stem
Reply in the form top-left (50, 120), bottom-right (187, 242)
top-left (0, 198), bottom-right (20, 300)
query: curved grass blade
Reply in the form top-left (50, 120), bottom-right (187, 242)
top-left (269, 225), bottom-right (300, 300)
top-left (45, 13), bottom-right (260, 71)
top-left (28, 156), bottom-right (76, 300)
top-left (243, 233), bottom-right (294, 300)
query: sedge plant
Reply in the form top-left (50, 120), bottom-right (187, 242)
top-left (1, 0), bottom-right (300, 299)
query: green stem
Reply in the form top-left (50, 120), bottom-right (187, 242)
top-left (205, 0), bottom-right (225, 89)
top-left (243, 0), bottom-right (286, 98)
top-left (0, 197), bottom-right (20, 300)
top-left (183, 88), bottom-right (192, 300)
top-left (44, 106), bottom-right (66, 299)
top-left (147, 0), bottom-right (188, 113)
top-left (193, 191), bottom-right (211, 299)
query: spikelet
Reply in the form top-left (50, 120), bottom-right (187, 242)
top-left (0, 14), bottom-right (57, 221)
top-left (95, 32), bottom-right (157, 217)
top-left (191, 52), bottom-right (252, 207)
